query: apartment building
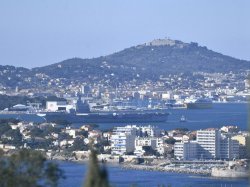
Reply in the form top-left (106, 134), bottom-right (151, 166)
top-left (110, 125), bottom-right (137, 155)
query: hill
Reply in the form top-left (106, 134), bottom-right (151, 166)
top-left (33, 39), bottom-right (249, 80)
top-left (0, 38), bottom-right (249, 88)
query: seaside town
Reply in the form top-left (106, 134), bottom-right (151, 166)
top-left (0, 75), bottom-right (249, 179)
top-left (0, 116), bottom-right (249, 178)
top-left (0, 69), bottom-right (249, 104)
top-left (1, 1), bottom-right (250, 186)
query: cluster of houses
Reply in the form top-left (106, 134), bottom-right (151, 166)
top-left (0, 121), bottom-right (248, 161)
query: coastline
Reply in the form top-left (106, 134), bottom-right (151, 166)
top-left (120, 163), bottom-right (211, 176)
top-left (51, 156), bottom-right (249, 179)
top-left (51, 155), bottom-right (211, 176)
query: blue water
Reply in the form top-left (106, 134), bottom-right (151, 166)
top-left (58, 103), bottom-right (249, 187)
top-left (0, 103), bottom-right (248, 186)
top-left (89, 103), bottom-right (249, 131)
top-left (58, 162), bottom-right (249, 187)
top-left (0, 103), bottom-right (248, 131)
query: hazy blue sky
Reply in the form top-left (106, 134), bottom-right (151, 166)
top-left (0, 0), bottom-right (249, 68)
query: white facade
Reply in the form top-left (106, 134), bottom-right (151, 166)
top-left (110, 125), bottom-right (137, 155)
top-left (138, 125), bottom-right (161, 137)
top-left (197, 129), bottom-right (221, 159)
top-left (134, 137), bottom-right (157, 156)
top-left (46, 101), bottom-right (73, 112)
top-left (174, 129), bottom-right (240, 160)
top-left (65, 127), bottom-right (77, 139)
top-left (174, 141), bottom-right (198, 160)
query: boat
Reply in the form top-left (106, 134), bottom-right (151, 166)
top-left (180, 115), bottom-right (187, 122)
top-left (186, 98), bottom-right (213, 109)
top-left (165, 99), bottom-right (187, 109)
top-left (37, 95), bottom-right (169, 123)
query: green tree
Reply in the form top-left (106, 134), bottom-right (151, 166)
top-left (165, 137), bottom-right (177, 145)
top-left (0, 123), bottom-right (11, 136)
top-left (2, 128), bottom-right (23, 146)
top-left (83, 148), bottom-right (109, 187)
top-left (0, 149), bottom-right (64, 187)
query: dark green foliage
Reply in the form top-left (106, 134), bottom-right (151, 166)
top-left (175, 128), bottom-right (189, 132)
top-left (0, 149), bottom-right (64, 187)
top-left (69, 137), bottom-right (88, 151)
top-left (0, 119), bottom-right (20, 124)
top-left (142, 146), bottom-right (158, 156)
top-left (76, 130), bottom-right (88, 137)
top-left (2, 129), bottom-right (23, 146)
top-left (83, 149), bottom-right (109, 187)
top-left (29, 126), bottom-right (44, 137)
top-left (0, 123), bottom-right (11, 136)
top-left (41, 125), bottom-right (61, 136)
top-left (58, 132), bottom-right (72, 141)
top-left (165, 137), bottom-right (177, 145)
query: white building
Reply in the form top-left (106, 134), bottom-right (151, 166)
top-left (174, 129), bottom-right (240, 160)
top-left (174, 141), bottom-right (198, 160)
top-left (65, 127), bottom-right (77, 139)
top-left (138, 125), bottom-right (161, 137)
top-left (196, 129), bottom-right (221, 159)
top-left (134, 137), bottom-right (157, 156)
top-left (110, 125), bottom-right (137, 155)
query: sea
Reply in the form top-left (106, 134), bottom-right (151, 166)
top-left (0, 103), bottom-right (249, 186)
top-left (58, 161), bottom-right (249, 187)
top-left (1, 103), bottom-right (247, 131)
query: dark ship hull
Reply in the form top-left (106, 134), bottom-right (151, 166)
top-left (38, 110), bottom-right (169, 123)
top-left (186, 98), bottom-right (213, 109)
top-left (186, 102), bottom-right (213, 109)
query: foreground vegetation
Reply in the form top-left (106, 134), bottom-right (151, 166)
top-left (0, 149), bottom-right (64, 187)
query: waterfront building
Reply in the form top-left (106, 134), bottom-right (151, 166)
top-left (110, 125), bottom-right (137, 155)
top-left (196, 129), bottom-right (221, 159)
top-left (174, 141), bottom-right (198, 160)
top-left (220, 135), bottom-right (239, 159)
top-left (174, 129), bottom-right (241, 160)
top-left (134, 137), bottom-right (157, 156)
top-left (231, 134), bottom-right (249, 158)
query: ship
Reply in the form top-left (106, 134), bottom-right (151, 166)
top-left (37, 95), bottom-right (169, 123)
top-left (186, 98), bottom-right (213, 109)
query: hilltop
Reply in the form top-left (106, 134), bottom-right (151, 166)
top-left (0, 38), bottom-right (249, 89)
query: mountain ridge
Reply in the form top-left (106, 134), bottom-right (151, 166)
top-left (0, 38), bottom-right (249, 89)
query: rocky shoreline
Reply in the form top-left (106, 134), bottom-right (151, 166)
top-left (50, 155), bottom-right (211, 176)
top-left (121, 164), bottom-right (211, 175)
top-left (49, 153), bottom-right (248, 178)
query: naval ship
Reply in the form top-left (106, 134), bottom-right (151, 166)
top-left (186, 98), bottom-right (213, 109)
top-left (37, 96), bottom-right (169, 123)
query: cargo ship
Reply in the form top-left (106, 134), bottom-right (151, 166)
top-left (186, 98), bottom-right (213, 109)
top-left (37, 96), bottom-right (169, 123)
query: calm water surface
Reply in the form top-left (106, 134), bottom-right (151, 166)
top-left (58, 162), bottom-right (249, 187)
top-left (0, 103), bottom-right (248, 186)
top-left (0, 103), bottom-right (248, 131)
top-left (90, 103), bottom-right (249, 131)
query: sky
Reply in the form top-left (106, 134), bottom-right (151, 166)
top-left (0, 0), bottom-right (250, 68)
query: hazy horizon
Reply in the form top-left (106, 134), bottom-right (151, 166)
top-left (1, 0), bottom-right (250, 68)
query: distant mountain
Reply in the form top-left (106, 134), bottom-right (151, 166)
top-left (0, 39), bottom-right (249, 88)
